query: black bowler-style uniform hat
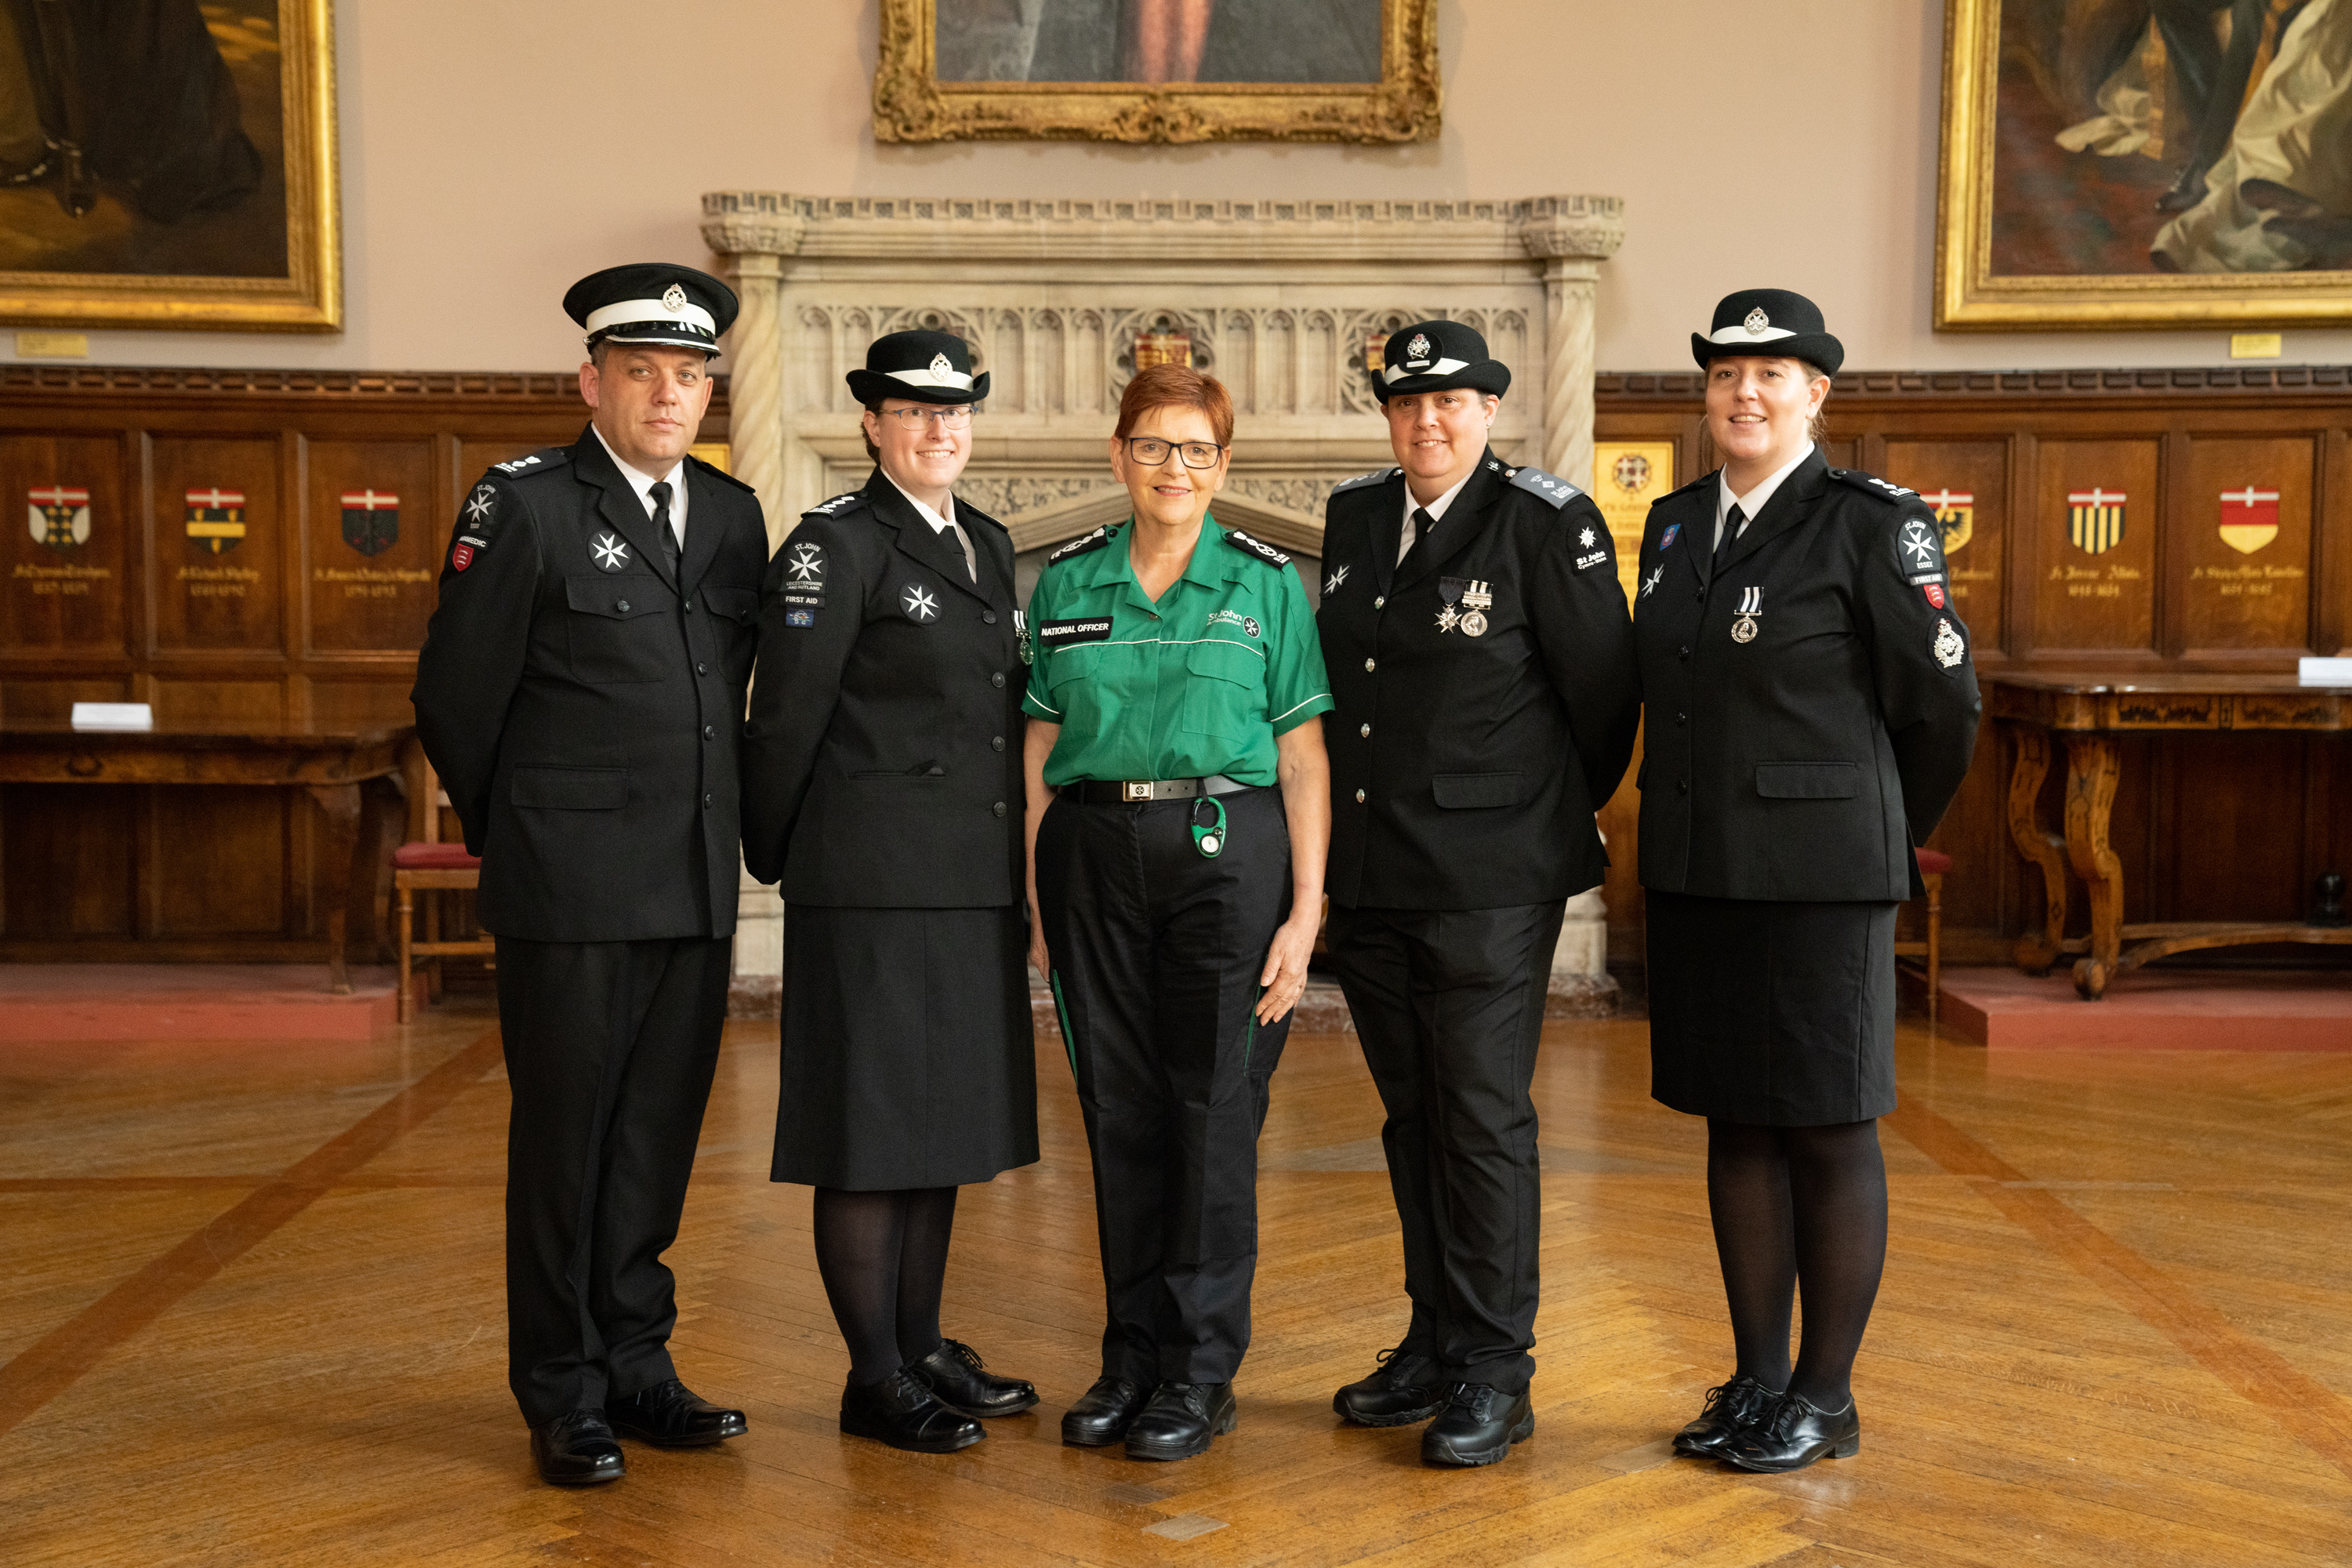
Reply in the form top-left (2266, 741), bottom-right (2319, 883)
top-left (564, 263), bottom-right (739, 356)
top-left (1690, 288), bottom-right (1844, 376)
top-left (1370, 318), bottom-right (1512, 402)
top-left (848, 329), bottom-right (991, 407)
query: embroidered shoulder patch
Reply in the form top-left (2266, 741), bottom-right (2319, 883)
top-left (1047, 526), bottom-right (1113, 564)
top-left (449, 478), bottom-right (505, 572)
top-left (1507, 465), bottom-right (1583, 508)
top-left (1223, 528), bottom-right (1290, 567)
top-left (1932, 615), bottom-right (1969, 670)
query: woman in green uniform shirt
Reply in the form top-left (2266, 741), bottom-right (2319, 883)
top-left (1022, 363), bottom-right (1333, 1463)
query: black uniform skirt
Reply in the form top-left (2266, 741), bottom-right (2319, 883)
top-left (1645, 892), bottom-right (1898, 1127)
top-left (773, 904), bottom-right (1040, 1190)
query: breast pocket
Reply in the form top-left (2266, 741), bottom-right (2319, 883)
top-left (1043, 638), bottom-right (1138, 733)
top-left (699, 583), bottom-right (759, 683)
top-left (565, 574), bottom-right (671, 684)
top-left (1180, 639), bottom-right (1266, 740)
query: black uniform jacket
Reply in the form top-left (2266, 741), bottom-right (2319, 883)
top-left (738, 469), bottom-right (1026, 909)
top-left (1632, 450), bottom-right (1982, 902)
top-left (1317, 451), bottom-right (1640, 911)
top-left (410, 425), bottom-right (769, 942)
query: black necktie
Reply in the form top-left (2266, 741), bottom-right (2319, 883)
top-left (1716, 503), bottom-right (1746, 561)
top-left (648, 480), bottom-right (679, 571)
top-left (1401, 506), bottom-right (1436, 564)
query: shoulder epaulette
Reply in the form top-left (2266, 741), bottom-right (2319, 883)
top-left (1047, 525), bottom-right (1113, 564)
top-left (1330, 468), bottom-right (1399, 497)
top-left (1504, 465), bottom-right (1584, 509)
top-left (490, 448), bottom-right (570, 480)
top-left (1665, 470), bottom-right (1715, 499)
top-left (1827, 468), bottom-right (1918, 505)
top-left (1223, 528), bottom-right (1290, 567)
top-left (689, 452), bottom-right (756, 494)
top-left (801, 492), bottom-right (869, 521)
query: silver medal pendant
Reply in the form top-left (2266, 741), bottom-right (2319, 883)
top-left (1730, 615), bottom-right (1758, 643)
top-left (1461, 610), bottom-right (1488, 637)
top-left (1459, 579), bottom-right (1492, 636)
top-left (1730, 585), bottom-right (1761, 644)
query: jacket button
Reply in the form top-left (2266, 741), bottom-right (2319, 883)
top-left (1679, 645), bottom-right (1692, 660)
top-left (990, 672), bottom-right (1005, 688)
top-left (1359, 723), bottom-right (1370, 738)
top-left (1373, 596), bottom-right (1385, 609)
top-left (695, 662), bottom-right (709, 676)
top-left (1364, 658), bottom-right (1376, 673)
top-left (615, 599), bottom-right (630, 613)
top-left (992, 735), bottom-right (1005, 752)
top-left (702, 793), bottom-right (713, 808)
top-left (1355, 789), bottom-right (1367, 804)
top-left (1679, 779), bottom-right (1690, 795)
top-left (993, 800), bottom-right (1007, 818)
top-left (983, 610), bottom-right (997, 625)
top-left (1675, 712), bottom-right (1687, 725)
top-left (702, 724), bottom-right (715, 740)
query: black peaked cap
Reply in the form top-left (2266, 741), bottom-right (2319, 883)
top-left (1690, 288), bottom-right (1844, 376)
top-left (564, 263), bottom-right (738, 356)
top-left (1370, 318), bottom-right (1512, 402)
top-left (848, 329), bottom-right (991, 406)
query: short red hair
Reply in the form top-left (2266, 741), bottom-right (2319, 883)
top-left (1115, 364), bottom-right (1234, 447)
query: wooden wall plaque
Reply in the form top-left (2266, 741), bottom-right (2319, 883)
top-left (2178, 437), bottom-right (2317, 656)
top-left (3, 434), bottom-right (128, 655)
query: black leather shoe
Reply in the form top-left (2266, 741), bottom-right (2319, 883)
top-left (1123, 1381), bottom-right (1237, 1462)
top-left (1421, 1382), bottom-right (1534, 1468)
top-left (608, 1377), bottom-right (748, 1446)
top-left (840, 1369), bottom-right (984, 1454)
top-left (1333, 1346), bottom-right (1444, 1427)
top-left (530, 1410), bottom-right (625, 1485)
top-left (1671, 1374), bottom-right (1779, 1458)
top-left (906, 1338), bottom-right (1039, 1419)
top-left (1062, 1376), bottom-right (1152, 1446)
top-left (1718, 1392), bottom-right (1860, 1473)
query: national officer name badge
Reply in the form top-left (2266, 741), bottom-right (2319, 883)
top-left (1730, 586), bottom-right (1762, 643)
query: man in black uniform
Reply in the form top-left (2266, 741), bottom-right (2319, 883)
top-left (1316, 321), bottom-right (1640, 1467)
top-left (412, 264), bottom-right (771, 1486)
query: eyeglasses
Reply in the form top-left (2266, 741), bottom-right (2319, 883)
top-left (1121, 436), bottom-right (1225, 470)
top-left (878, 406), bottom-right (975, 430)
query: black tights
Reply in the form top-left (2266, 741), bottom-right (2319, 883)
top-left (1704, 1118), bottom-right (1887, 1411)
top-left (811, 1185), bottom-right (958, 1388)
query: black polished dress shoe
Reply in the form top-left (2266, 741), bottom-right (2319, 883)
top-left (1421, 1382), bottom-right (1534, 1468)
top-left (1671, 1374), bottom-right (1779, 1458)
top-left (531, 1410), bottom-right (625, 1485)
top-left (1123, 1381), bottom-right (1236, 1462)
top-left (1718, 1392), bottom-right (1860, 1473)
top-left (1333, 1345), bottom-right (1444, 1427)
top-left (608, 1377), bottom-right (748, 1446)
top-left (906, 1338), bottom-right (1039, 1419)
top-left (840, 1368), bottom-right (984, 1454)
top-left (1062, 1376), bottom-right (1152, 1446)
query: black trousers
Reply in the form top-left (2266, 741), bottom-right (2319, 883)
top-left (1036, 786), bottom-right (1292, 1387)
top-left (1324, 900), bottom-right (1565, 1393)
top-left (495, 934), bottom-right (731, 1426)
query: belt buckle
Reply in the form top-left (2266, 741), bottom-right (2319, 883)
top-left (1123, 780), bottom-right (1153, 802)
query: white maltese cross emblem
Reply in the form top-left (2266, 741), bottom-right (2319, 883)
top-left (1744, 307), bottom-right (1770, 335)
top-left (902, 584), bottom-right (940, 622)
top-left (661, 284), bottom-right (686, 312)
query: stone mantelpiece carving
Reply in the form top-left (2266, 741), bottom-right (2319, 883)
top-left (704, 191), bottom-right (1624, 1008)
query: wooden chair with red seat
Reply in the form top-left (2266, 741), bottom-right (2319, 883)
top-left (1894, 846), bottom-right (1951, 1023)
top-left (394, 757), bottom-right (495, 1022)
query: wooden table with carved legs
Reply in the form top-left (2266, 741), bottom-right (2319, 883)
top-left (1991, 675), bottom-right (2352, 999)
top-left (0, 724), bottom-right (413, 993)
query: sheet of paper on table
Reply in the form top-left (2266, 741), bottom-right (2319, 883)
top-left (2299, 658), bottom-right (2352, 687)
top-left (69, 702), bottom-right (154, 731)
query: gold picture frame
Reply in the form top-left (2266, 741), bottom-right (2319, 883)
top-left (0, 0), bottom-right (340, 333)
top-left (1936, 0), bottom-right (2352, 331)
top-left (874, 0), bottom-right (1439, 145)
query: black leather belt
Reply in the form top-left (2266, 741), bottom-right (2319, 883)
top-left (1064, 774), bottom-right (1254, 804)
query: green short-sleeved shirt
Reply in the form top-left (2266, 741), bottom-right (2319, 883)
top-left (1022, 517), bottom-right (1334, 787)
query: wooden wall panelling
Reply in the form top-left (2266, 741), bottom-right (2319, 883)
top-left (2027, 437), bottom-right (2163, 662)
top-left (3, 431), bottom-right (131, 663)
top-left (2176, 434), bottom-right (2319, 659)
top-left (304, 438), bottom-right (441, 657)
top-left (150, 434), bottom-right (286, 665)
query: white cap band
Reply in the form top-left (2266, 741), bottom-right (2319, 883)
top-left (1707, 322), bottom-right (1798, 345)
top-left (585, 296), bottom-right (717, 337)
top-left (1382, 355), bottom-right (1470, 383)
top-left (886, 365), bottom-right (975, 391)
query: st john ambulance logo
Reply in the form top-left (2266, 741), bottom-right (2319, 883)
top-left (591, 532), bottom-right (630, 572)
top-left (902, 584), bottom-right (939, 622)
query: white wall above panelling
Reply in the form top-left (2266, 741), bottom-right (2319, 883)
top-left (9, 1), bottom-right (2348, 374)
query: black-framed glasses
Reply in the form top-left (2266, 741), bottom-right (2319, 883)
top-left (1121, 436), bottom-right (1225, 469)
top-left (880, 405), bottom-right (975, 429)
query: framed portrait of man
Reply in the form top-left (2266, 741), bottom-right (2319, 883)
top-left (1937, 0), bottom-right (2352, 329)
top-left (874, 0), bottom-right (1439, 144)
top-left (0, 0), bottom-right (340, 333)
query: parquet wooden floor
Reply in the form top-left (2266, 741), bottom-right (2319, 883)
top-left (4, 998), bottom-right (2350, 1566)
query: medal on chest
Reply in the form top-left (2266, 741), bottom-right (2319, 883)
top-left (1730, 586), bottom-right (1762, 644)
top-left (1014, 609), bottom-right (1032, 665)
top-left (1436, 577), bottom-right (1494, 637)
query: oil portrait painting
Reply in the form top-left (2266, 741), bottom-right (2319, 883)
top-left (0, 0), bottom-right (339, 332)
top-left (1939, 0), bottom-right (2352, 328)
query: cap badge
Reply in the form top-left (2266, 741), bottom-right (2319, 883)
top-left (1406, 332), bottom-right (1432, 361)
top-left (929, 352), bottom-right (953, 376)
top-left (661, 284), bottom-right (686, 313)
top-left (1744, 307), bottom-right (1770, 336)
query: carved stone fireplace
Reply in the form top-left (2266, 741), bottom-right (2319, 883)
top-left (701, 191), bottom-right (1628, 1011)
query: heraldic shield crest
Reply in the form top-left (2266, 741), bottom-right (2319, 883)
top-left (2218, 487), bottom-right (2280, 554)
top-left (2067, 488), bottom-right (2125, 556)
top-left (341, 490), bottom-right (400, 557)
top-left (27, 485), bottom-right (91, 549)
top-left (1922, 489), bottom-right (1973, 554)
top-left (184, 488), bottom-right (246, 554)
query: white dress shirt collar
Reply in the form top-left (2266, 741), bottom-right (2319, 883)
top-left (591, 425), bottom-right (688, 545)
top-left (1399, 466), bottom-right (1478, 562)
top-left (883, 471), bottom-right (957, 534)
top-left (1715, 442), bottom-right (1813, 548)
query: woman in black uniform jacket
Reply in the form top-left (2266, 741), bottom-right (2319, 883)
top-left (1632, 290), bottom-right (1980, 1473)
top-left (740, 330), bottom-right (1040, 1454)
